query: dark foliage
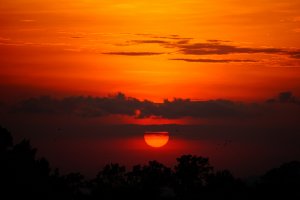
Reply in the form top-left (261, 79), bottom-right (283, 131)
top-left (1, 126), bottom-right (299, 200)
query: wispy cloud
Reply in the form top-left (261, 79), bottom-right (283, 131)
top-left (135, 33), bottom-right (192, 40)
top-left (20, 19), bottom-right (36, 23)
top-left (170, 58), bottom-right (257, 63)
top-left (130, 40), bottom-right (170, 44)
top-left (170, 40), bottom-right (300, 60)
top-left (102, 51), bottom-right (164, 56)
top-left (175, 42), bottom-right (284, 56)
top-left (110, 34), bottom-right (300, 62)
top-left (206, 39), bottom-right (231, 43)
top-left (288, 51), bottom-right (300, 59)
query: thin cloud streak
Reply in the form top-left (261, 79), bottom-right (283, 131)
top-left (175, 43), bottom-right (285, 56)
top-left (102, 52), bottom-right (164, 56)
top-left (170, 58), bottom-right (257, 63)
top-left (130, 40), bottom-right (170, 44)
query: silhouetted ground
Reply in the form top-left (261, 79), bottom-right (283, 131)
top-left (1, 125), bottom-right (299, 200)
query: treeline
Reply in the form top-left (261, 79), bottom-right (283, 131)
top-left (1, 126), bottom-right (300, 200)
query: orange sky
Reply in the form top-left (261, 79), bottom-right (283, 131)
top-left (1, 0), bottom-right (300, 102)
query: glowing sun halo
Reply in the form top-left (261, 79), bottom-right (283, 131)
top-left (144, 132), bottom-right (169, 148)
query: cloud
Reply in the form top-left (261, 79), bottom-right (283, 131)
top-left (4, 93), bottom-right (255, 119)
top-left (130, 40), bottom-right (170, 44)
top-left (168, 41), bottom-right (300, 60)
top-left (71, 36), bottom-right (85, 39)
top-left (266, 91), bottom-right (298, 104)
top-left (139, 98), bottom-right (257, 119)
top-left (10, 92), bottom-right (300, 119)
top-left (169, 58), bottom-right (257, 63)
top-left (288, 51), bottom-right (300, 59)
top-left (102, 51), bottom-right (164, 56)
top-left (278, 92), bottom-right (294, 103)
top-left (206, 39), bottom-right (231, 43)
top-left (176, 42), bottom-right (285, 56)
top-left (126, 39), bottom-right (191, 46)
top-left (112, 34), bottom-right (300, 60)
top-left (135, 33), bottom-right (192, 40)
top-left (11, 93), bottom-right (139, 117)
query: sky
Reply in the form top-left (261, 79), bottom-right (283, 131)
top-left (0, 0), bottom-right (300, 178)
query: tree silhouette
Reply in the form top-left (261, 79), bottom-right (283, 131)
top-left (91, 163), bottom-right (127, 199)
top-left (48, 169), bottom-right (88, 200)
top-left (174, 154), bottom-right (213, 198)
top-left (135, 160), bottom-right (174, 199)
top-left (0, 126), bottom-right (13, 152)
top-left (206, 170), bottom-right (247, 200)
top-left (1, 125), bottom-right (300, 200)
top-left (257, 161), bottom-right (300, 199)
top-left (0, 126), bottom-right (83, 200)
top-left (0, 135), bottom-right (51, 199)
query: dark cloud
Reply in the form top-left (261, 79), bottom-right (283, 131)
top-left (71, 36), bottom-right (84, 39)
top-left (128, 39), bottom-right (191, 46)
top-left (139, 98), bottom-right (257, 119)
top-left (279, 92), bottom-right (294, 103)
top-left (206, 39), bottom-right (231, 43)
top-left (176, 42), bottom-right (284, 56)
top-left (109, 34), bottom-right (300, 60)
top-left (175, 40), bottom-right (190, 45)
top-left (130, 40), bottom-right (170, 44)
top-left (10, 92), bottom-right (300, 119)
top-left (168, 41), bottom-right (300, 59)
top-left (152, 36), bottom-right (192, 40)
top-left (170, 58), bottom-right (257, 63)
top-left (8, 93), bottom-right (256, 119)
top-left (11, 93), bottom-right (139, 117)
top-left (288, 51), bottom-right (300, 59)
top-left (134, 33), bottom-right (192, 40)
top-left (102, 52), bottom-right (164, 56)
top-left (266, 91), bottom-right (298, 104)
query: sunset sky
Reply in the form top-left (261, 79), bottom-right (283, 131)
top-left (0, 0), bottom-right (300, 177)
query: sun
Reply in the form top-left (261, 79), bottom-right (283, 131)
top-left (144, 132), bottom-right (169, 148)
